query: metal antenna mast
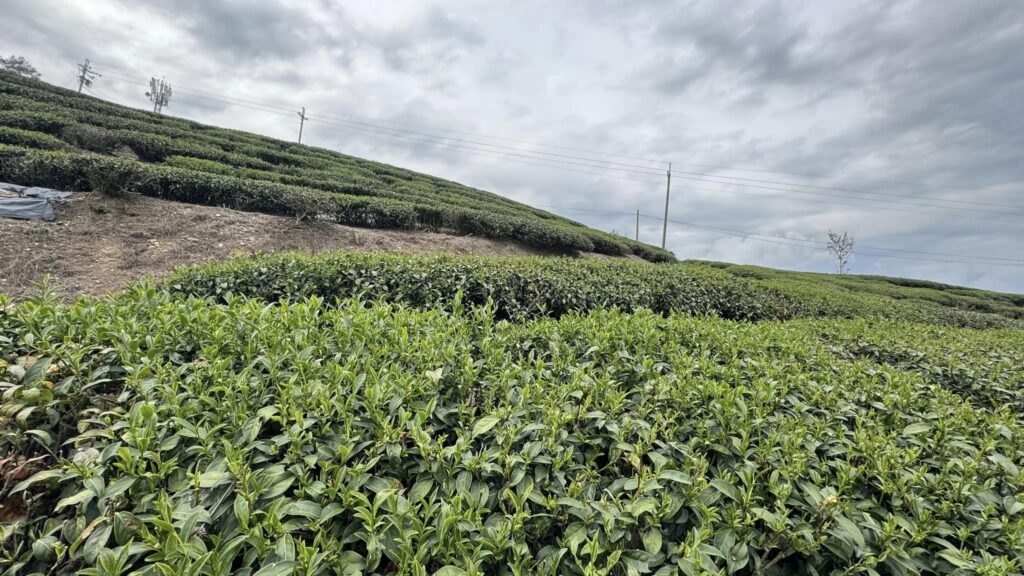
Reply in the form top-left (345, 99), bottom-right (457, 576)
top-left (146, 77), bottom-right (172, 114)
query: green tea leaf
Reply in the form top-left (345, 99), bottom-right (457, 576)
top-left (253, 561), bottom-right (299, 576)
top-left (472, 415), bottom-right (501, 438)
top-left (902, 422), bottom-right (931, 436)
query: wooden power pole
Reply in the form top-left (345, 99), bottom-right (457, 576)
top-left (76, 59), bottom-right (99, 94)
top-left (297, 107), bottom-right (308, 144)
top-left (661, 162), bottom-right (672, 249)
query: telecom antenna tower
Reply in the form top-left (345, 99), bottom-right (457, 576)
top-left (146, 77), bottom-right (172, 114)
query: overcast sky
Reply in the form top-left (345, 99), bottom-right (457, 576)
top-left (3, 0), bottom-right (1023, 291)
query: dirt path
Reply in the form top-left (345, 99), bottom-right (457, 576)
top-left (1, 193), bottom-right (596, 299)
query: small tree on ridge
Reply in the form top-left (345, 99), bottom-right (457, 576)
top-left (0, 55), bottom-right (41, 79)
top-left (826, 230), bottom-right (854, 274)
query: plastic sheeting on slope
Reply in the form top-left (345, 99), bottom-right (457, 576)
top-left (0, 182), bottom-right (73, 220)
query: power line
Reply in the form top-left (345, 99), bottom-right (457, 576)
top-left (92, 68), bottom-right (665, 184)
top-left (313, 112), bottom-right (666, 173)
top-left (670, 173), bottom-right (1024, 219)
top-left (309, 113), bottom-right (1023, 222)
top-left (88, 63), bottom-right (1023, 203)
top-left (635, 213), bottom-right (1024, 267)
top-left (306, 115), bottom-right (664, 183)
top-left (671, 181), bottom-right (1024, 226)
top-left (176, 88), bottom-right (1024, 216)
top-left (671, 170), bottom-right (1024, 212)
top-left (118, 81), bottom-right (1024, 220)
top-left (308, 115), bottom-right (665, 176)
top-left (298, 113), bottom-right (1024, 219)
top-left (90, 63), bottom-right (668, 166)
top-left (662, 161), bottom-right (1014, 196)
top-left (536, 204), bottom-right (1024, 265)
top-left (59, 72), bottom-right (77, 89)
top-left (69, 65), bottom-right (1024, 267)
top-left (174, 94), bottom-right (295, 117)
top-left (305, 112), bottom-right (1024, 222)
top-left (99, 72), bottom-right (296, 117)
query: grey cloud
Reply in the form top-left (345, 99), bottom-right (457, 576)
top-left (360, 6), bottom-right (484, 73)
top-left (133, 0), bottom-right (336, 63)
top-left (2, 0), bottom-right (1021, 291)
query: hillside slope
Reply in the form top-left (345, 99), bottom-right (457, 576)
top-left (0, 71), bottom-right (672, 262)
top-left (0, 192), bottom-right (629, 300)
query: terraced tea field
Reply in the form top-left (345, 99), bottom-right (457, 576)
top-left (0, 70), bottom-right (671, 263)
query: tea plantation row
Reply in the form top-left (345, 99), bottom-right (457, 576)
top-left (0, 71), bottom-right (672, 262)
top-left (701, 263), bottom-right (1024, 324)
top-left (165, 252), bottom-right (1024, 328)
top-left (2, 285), bottom-right (1023, 575)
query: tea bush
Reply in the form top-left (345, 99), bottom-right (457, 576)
top-left (165, 252), bottom-right (1023, 328)
top-left (165, 252), bottom-right (800, 322)
top-left (684, 263), bottom-right (1024, 329)
top-left (1, 288), bottom-right (1022, 575)
top-left (813, 319), bottom-right (1024, 412)
top-left (0, 127), bottom-right (67, 151)
top-left (0, 71), bottom-right (673, 263)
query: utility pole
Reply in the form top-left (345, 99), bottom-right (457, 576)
top-left (661, 162), bottom-right (672, 249)
top-left (76, 59), bottom-right (99, 94)
top-left (146, 77), bottom-right (172, 114)
top-left (635, 209), bottom-right (640, 241)
top-left (297, 107), bottom-right (308, 144)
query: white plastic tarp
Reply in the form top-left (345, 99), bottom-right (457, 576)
top-left (0, 182), bottom-right (72, 220)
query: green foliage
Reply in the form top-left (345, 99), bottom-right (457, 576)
top-left (694, 262), bottom-right (1024, 328)
top-left (815, 319), bottom-right (1024, 412)
top-left (1, 288), bottom-right (1022, 575)
top-left (0, 111), bottom-right (71, 136)
top-left (0, 55), bottom-right (40, 80)
top-left (166, 252), bottom-right (798, 323)
top-left (0, 71), bottom-right (673, 263)
top-left (166, 252), bottom-right (1023, 328)
top-left (0, 127), bottom-right (67, 150)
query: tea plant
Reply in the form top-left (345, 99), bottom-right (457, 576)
top-left (1, 287), bottom-right (1022, 574)
top-left (165, 252), bottom-right (1023, 328)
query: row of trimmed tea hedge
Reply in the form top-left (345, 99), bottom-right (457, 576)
top-left (0, 72), bottom-right (674, 262)
top-left (695, 262), bottom-right (1024, 326)
top-left (163, 252), bottom-right (1024, 328)
top-left (0, 144), bottom-right (671, 261)
top-left (2, 288), bottom-right (1022, 574)
top-left (166, 252), bottom-right (795, 322)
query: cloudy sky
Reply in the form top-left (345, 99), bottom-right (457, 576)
top-left (3, 0), bottom-right (1023, 291)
